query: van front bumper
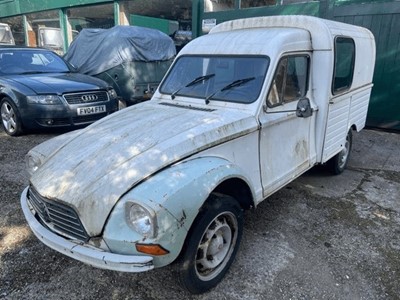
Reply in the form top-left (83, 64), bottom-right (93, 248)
top-left (20, 187), bottom-right (154, 272)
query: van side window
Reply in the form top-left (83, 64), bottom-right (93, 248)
top-left (267, 55), bottom-right (309, 107)
top-left (332, 37), bottom-right (355, 94)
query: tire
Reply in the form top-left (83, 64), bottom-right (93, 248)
top-left (328, 129), bottom-right (353, 175)
top-left (177, 193), bottom-right (244, 294)
top-left (1, 97), bottom-right (23, 136)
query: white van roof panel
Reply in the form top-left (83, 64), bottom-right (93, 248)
top-left (179, 27), bottom-right (311, 56)
top-left (210, 15), bottom-right (374, 51)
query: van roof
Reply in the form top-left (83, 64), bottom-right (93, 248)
top-left (179, 15), bottom-right (374, 57)
top-left (209, 15), bottom-right (374, 51)
top-left (179, 27), bottom-right (311, 56)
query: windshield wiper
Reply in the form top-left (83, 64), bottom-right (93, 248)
top-left (18, 71), bottom-right (47, 75)
top-left (171, 73), bottom-right (215, 99)
top-left (205, 77), bottom-right (255, 104)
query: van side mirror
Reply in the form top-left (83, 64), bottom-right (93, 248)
top-left (296, 98), bottom-right (313, 118)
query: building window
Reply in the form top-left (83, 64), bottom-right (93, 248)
top-left (0, 16), bottom-right (25, 45)
top-left (122, 0), bottom-right (191, 24)
top-left (240, 0), bottom-right (276, 8)
top-left (121, 0), bottom-right (192, 50)
top-left (332, 37), bottom-right (355, 94)
top-left (204, 0), bottom-right (235, 12)
top-left (67, 3), bottom-right (115, 31)
top-left (25, 10), bottom-right (60, 50)
top-left (281, 0), bottom-right (316, 4)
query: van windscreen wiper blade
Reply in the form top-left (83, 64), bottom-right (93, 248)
top-left (18, 71), bottom-right (47, 75)
top-left (205, 77), bottom-right (255, 104)
top-left (171, 73), bottom-right (215, 99)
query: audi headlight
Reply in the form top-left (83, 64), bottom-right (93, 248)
top-left (26, 152), bottom-right (43, 176)
top-left (126, 203), bottom-right (156, 238)
top-left (107, 89), bottom-right (118, 99)
top-left (27, 95), bottom-right (62, 105)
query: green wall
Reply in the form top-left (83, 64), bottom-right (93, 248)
top-left (332, 1), bottom-right (400, 130)
top-left (194, 1), bottom-right (320, 37)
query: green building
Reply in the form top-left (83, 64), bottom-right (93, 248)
top-left (0, 0), bottom-right (399, 130)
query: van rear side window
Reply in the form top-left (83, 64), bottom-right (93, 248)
top-left (332, 37), bottom-right (355, 94)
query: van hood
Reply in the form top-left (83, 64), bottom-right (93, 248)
top-left (30, 101), bottom-right (258, 236)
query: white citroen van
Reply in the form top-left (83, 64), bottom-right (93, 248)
top-left (22, 16), bottom-right (376, 294)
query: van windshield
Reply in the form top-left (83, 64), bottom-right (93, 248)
top-left (160, 55), bottom-right (269, 104)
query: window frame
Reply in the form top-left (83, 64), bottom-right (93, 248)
top-left (266, 54), bottom-right (310, 108)
top-left (332, 36), bottom-right (356, 95)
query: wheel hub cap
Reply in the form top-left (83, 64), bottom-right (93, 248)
top-left (1, 103), bottom-right (17, 133)
top-left (195, 212), bottom-right (238, 281)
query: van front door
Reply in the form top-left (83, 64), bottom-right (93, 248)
top-left (258, 55), bottom-right (316, 197)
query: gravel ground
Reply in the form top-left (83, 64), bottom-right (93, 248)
top-left (0, 126), bottom-right (399, 300)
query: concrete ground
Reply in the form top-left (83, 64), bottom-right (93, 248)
top-left (0, 128), bottom-right (399, 299)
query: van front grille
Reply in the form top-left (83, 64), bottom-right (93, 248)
top-left (27, 186), bottom-right (89, 241)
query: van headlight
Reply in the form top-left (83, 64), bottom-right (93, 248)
top-left (26, 153), bottom-right (43, 176)
top-left (126, 203), bottom-right (156, 238)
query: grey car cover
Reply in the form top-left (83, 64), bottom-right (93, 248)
top-left (64, 25), bottom-right (176, 75)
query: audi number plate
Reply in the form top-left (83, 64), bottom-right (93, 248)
top-left (77, 105), bottom-right (106, 116)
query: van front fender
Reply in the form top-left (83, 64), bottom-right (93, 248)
top-left (104, 156), bottom-right (254, 267)
top-left (133, 156), bottom-right (254, 229)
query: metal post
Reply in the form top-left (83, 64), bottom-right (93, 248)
top-left (59, 9), bottom-right (69, 53)
top-left (22, 15), bottom-right (29, 46)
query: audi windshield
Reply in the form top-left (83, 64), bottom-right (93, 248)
top-left (0, 49), bottom-right (70, 75)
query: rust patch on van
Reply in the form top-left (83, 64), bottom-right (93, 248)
top-left (295, 140), bottom-right (308, 160)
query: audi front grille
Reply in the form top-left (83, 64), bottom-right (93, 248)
top-left (63, 91), bottom-right (109, 105)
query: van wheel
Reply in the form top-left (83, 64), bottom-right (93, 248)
top-left (329, 129), bottom-right (352, 175)
top-left (1, 98), bottom-right (23, 136)
top-left (177, 193), bottom-right (243, 294)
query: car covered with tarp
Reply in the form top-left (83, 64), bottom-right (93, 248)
top-left (64, 25), bottom-right (176, 107)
